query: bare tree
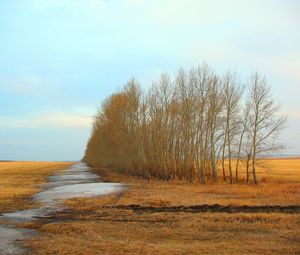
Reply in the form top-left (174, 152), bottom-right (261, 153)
top-left (235, 102), bottom-right (249, 183)
top-left (222, 73), bottom-right (244, 183)
top-left (247, 73), bottom-right (287, 184)
top-left (83, 67), bottom-right (286, 185)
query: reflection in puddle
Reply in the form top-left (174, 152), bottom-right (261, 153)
top-left (0, 163), bottom-right (122, 254)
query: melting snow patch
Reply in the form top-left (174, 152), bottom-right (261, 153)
top-left (48, 173), bottom-right (99, 182)
top-left (34, 183), bottom-right (122, 203)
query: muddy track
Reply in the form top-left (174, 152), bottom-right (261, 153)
top-left (107, 204), bottom-right (300, 214)
top-left (35, 204), bottom-right (300, 222)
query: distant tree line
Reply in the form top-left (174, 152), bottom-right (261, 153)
top-left (83, 64), bottom-right (286, 184)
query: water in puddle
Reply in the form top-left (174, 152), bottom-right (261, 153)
top-left (0, 163), bottom-right (122, 254)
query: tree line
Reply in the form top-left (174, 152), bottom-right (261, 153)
top-left (83, 64), bottom-right (286, 184)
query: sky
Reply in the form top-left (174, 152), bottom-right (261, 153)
top-left (0, 0), bottom-right (299, 161)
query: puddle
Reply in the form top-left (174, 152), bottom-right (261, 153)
top-left (0, 163), bottom-right (122, 254)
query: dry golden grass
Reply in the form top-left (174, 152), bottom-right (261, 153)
top-left (0, 161), bottom-right (75, 212)
top-left (24, 158), bottom-right (300, 254)
top-left (255, 158), bottom-right (300, 182)
top-left (72, 158), bottom-right (300, 207)
top-left (27, 211), bottom-right (300, 255)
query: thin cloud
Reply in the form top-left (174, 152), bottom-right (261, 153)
top-left (0, 75), bottom-right (44, 96)
top-left (0, 113), bottom-right (93, 128)
top-left (287, 112), bottom-right (300, 119)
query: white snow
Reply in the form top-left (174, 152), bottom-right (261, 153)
top-left (34, 182), bottom-right (122, 203)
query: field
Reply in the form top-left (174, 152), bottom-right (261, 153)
top-left (17, 158), bottom-right (300, 255)
top-left (0, 161), bottom-right (75, 212)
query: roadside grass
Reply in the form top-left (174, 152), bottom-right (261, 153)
top-left (25, 158), bottom-right (300, 254)
top-left (26, 207), bottom-right (300, 254)
top-left (82, 158), bottom-right (300, 207)
top-left (0, 161), bottom-right (75, 212)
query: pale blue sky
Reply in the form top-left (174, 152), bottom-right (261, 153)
top-left (0, 0), bottom-right (299, 160)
